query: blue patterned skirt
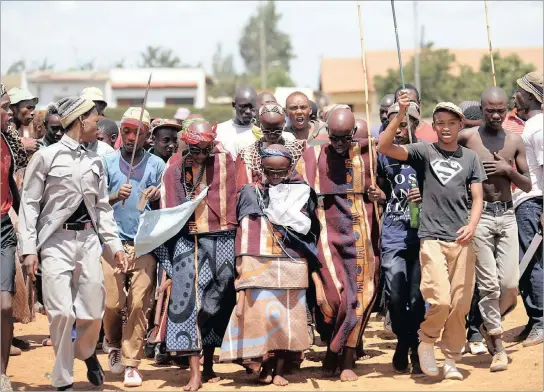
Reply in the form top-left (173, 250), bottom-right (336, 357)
top-left (154, 230), bottom-right (236, 354)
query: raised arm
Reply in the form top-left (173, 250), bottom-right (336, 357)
top-left (376, 92), bottom-right (410, 161)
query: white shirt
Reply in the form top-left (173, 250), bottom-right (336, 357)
top-left (513, 113), bottom-right (543, 208)
top-left (215, 119), bottom-right (296, 158)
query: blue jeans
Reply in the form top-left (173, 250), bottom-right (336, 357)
top-left (516, 198), bottom-right (543, 329)
top-left (381, 246), bottom-right (425, 345)
top-left (466, 285), bottom-right (484, 342)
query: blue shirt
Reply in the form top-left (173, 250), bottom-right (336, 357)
top-left (377, 153), bottom-right (420, 249)
top-left (103, 150), bottom-right (165, 241)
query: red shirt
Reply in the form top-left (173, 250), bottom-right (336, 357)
top-left (1, 135), bottom-right (13, 218)
top-left (503, 109), bottom-right (525, 135)
top-left (415, 121), bottom-right (438, 143)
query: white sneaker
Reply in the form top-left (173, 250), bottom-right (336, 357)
top-left (417, 342), bottom-right (439, 376)
top-left (102, 337), bottom-right (113, 354)
top-left (108, 348), bottom-right (125, 375)
top-left (468, 341), bottom-right (487, 355)
top-left (124, 366), bottom-right (143, 387)
top-left (443, 358), bottom-right (463, 380)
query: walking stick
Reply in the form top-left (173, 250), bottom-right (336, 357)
top-left (357, 1), bottom-right (381, 226)
top-left (484, 0), bottom-right (497, 86)
top-left (122, 73), bottom-right (152, 208)
top-left (390, 0), bottom-right (413, 144)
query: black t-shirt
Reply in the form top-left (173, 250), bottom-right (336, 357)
top-left (405, 142), bottom-right (487, 241)
top-left (65, 201), bottom-right (92, 224)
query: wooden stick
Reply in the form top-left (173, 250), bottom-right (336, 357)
top-left (122, 73), bottom-right (152, 208)
top-left (390, 0), bottom-right (413, 144)
top-left (357, 1), bottom-right (381, 226)
top-left (484, 0), bottom-right (497, 86)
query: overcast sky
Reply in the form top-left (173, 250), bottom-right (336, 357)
top-left (1, 1), bottom-right (542, 89)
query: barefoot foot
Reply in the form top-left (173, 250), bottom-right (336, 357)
top-left (340, 369), bottom-right (358, 382)
top-left (183, 376), bottom-right (202, 391)
top-left (273, 375), bottom-right (289, 386)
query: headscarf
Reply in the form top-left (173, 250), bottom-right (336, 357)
top-left (260, 146), bottom-right (292, 161)
top-left (181, 117), bottom-right (206, 133)
top-left (56, 96), bottom-right (95, 129)
top-left (517, 72), bottom-right (543, 103)
top-left (259, 103), bottom-right (285, 117)
top-left (181, 122), bottom-right (217, 145)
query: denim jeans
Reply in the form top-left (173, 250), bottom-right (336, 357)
top-left (473, 208), bottom-right (519, 335)
top-left (381, 246), bottom-right (425, 346)
top-left (516, 198), bottom-right (543, 329)
top-left (466, 285), bottom-right (484, 342)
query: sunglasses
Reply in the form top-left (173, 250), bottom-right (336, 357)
top-left (263, 167), bottom-right (289, 179)
top-left (329, 134), bottom-right (353, 142)
top-left (188, 145), bottom-right (213, 156)
top-left (261, 128), bottom-right (283, 135)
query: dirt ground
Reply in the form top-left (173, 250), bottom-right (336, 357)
top-left (7, 297), bottom-right (543, 391)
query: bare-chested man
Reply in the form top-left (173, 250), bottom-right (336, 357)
top-left (459, 86), bottom-right (531, 372)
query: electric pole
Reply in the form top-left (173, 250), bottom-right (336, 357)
top-left (413, 1), bottom-right (421, 93)
top-left (259, 0), bottom-right (267, 90)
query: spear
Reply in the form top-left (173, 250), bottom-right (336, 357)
top-left (122, 73), bottom-right (152, 208)
top-left (484, 0), bottom-right (497, 86)
top-left (390, 0), bottom-right (413, 144)
top-left (357, 1), bottom-right (381, 226)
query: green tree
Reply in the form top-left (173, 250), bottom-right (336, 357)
top-left (6, 60), bottom-right (25, 74)
top-left (239, 1), bottom-right (295, 76)
top-left (479, 52), bottom-right (536, 96)
top-left (139, 46), bottom-right (182, 68)
top-left (210, 42), bottom-right (238, 97)
top-left (374, 44), bottom-right (537, 117)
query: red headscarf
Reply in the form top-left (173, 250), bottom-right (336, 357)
top-left (180, 122), bottom-right (217, 145)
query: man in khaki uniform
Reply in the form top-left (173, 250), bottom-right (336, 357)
top-left (18, 96), bottom-right (127, 391)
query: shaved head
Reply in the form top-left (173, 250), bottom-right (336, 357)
top-left (233, 86), bottom-right (257, 125)
top-left (481, 86), bottom-right (509, 105)
top-left (257, 92), bottom-right (276, 106)
top-left (328, 108), bottom-right (355, 134)
top-left (286, 92), bottom-right (309, 106)
top-left (481, 86), bottom-right (509, 130)
top-left (354, 119), bottom-right (368, 140)
top-left (234, 86), bottom-right (257, 104)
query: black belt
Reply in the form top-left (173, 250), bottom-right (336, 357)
top-left (62, 222), bottom-right (93, 231)
top-left (482, 200), bottom-right (513, 212)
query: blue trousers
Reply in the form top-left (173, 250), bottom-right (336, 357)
top-left (516, 198), bottom-right (543, 329)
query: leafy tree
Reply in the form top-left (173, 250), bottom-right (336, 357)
top-left (374, 43), bottom-right (537, 117)
top-left (6, 60), bottom-right (25, 74)
top-left (239, 1), bottom-right (295, 75)
top-left (210, 42), bottom-right (238, 97)
top-left (139, 46), bottom-right (182, 68)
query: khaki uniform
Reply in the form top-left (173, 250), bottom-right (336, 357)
top-left (18, 135), bottom-right (122, 388)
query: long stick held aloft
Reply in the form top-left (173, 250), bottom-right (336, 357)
top-left (357, 1), bottom-right (380, 226)
top-left (484, 0), bottom-right (497, 86)
top-left (122, 73), bottom-right (152, 208)
top-left (390, 0), bottom-right (413, 144)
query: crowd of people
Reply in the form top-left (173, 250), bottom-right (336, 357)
top-left (0, 70), bottom-right (542, 392)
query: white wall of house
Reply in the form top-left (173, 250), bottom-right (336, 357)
top-left (28, 80), bottom-right (108, 108)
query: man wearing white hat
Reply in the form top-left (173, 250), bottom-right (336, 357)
top-left (18, 96), bottom-right (127, 390)
top-left (80, 87), bottom-right (107, 119)
top-left (102, 107), bottom-right (165, 387)
top-left (174, 107), bottom-right (190, 125)
top-left (8, 87), bottom-right (39, 155)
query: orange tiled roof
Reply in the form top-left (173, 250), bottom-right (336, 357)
top-left (321, 47), bottom-right (544, 94)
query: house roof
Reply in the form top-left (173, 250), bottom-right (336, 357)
top-left (28, 71), bottom-right (109, 82)
top-left (320, 47), bottom-right (544, 94)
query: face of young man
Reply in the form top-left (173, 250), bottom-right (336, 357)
top-left (328, 124), bottom-right (354, 156)
top-left (432, 111), bottom-right (462, 146)
top-left (481, 97), bottom-right (507, 131)
top-left (188, 140), bottom-right (213, 165)
top-left (154, 127), bottom-right (178, 160)
top-left (286, 95), bottom-right (311, 131)
top-left (45, 114), bottom-right (64, 143)
top-left (388, 113), bottom-right (418, 145)
top-left (14, 99), bottom-right (36, 126)
top-left (0, 94), bottom-right (13, 132)
top-left (262, 155), bottom-right (291, 186)
top-left (121, 124), bottom-right (149, 154)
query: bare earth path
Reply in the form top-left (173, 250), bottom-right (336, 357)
top-left (8, 297), bottom-right (543, 391)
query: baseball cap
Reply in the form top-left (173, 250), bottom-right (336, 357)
top-left (433, 102), bottom-right (464, 120)
top-left (387, 102), bottom-right (421, 121)
top-left (152, 118), bottom-right (182, 134)
top-left (81, 87), bottom-right (107, 106)
top-left (8, 87), bottom-right (38, 106)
